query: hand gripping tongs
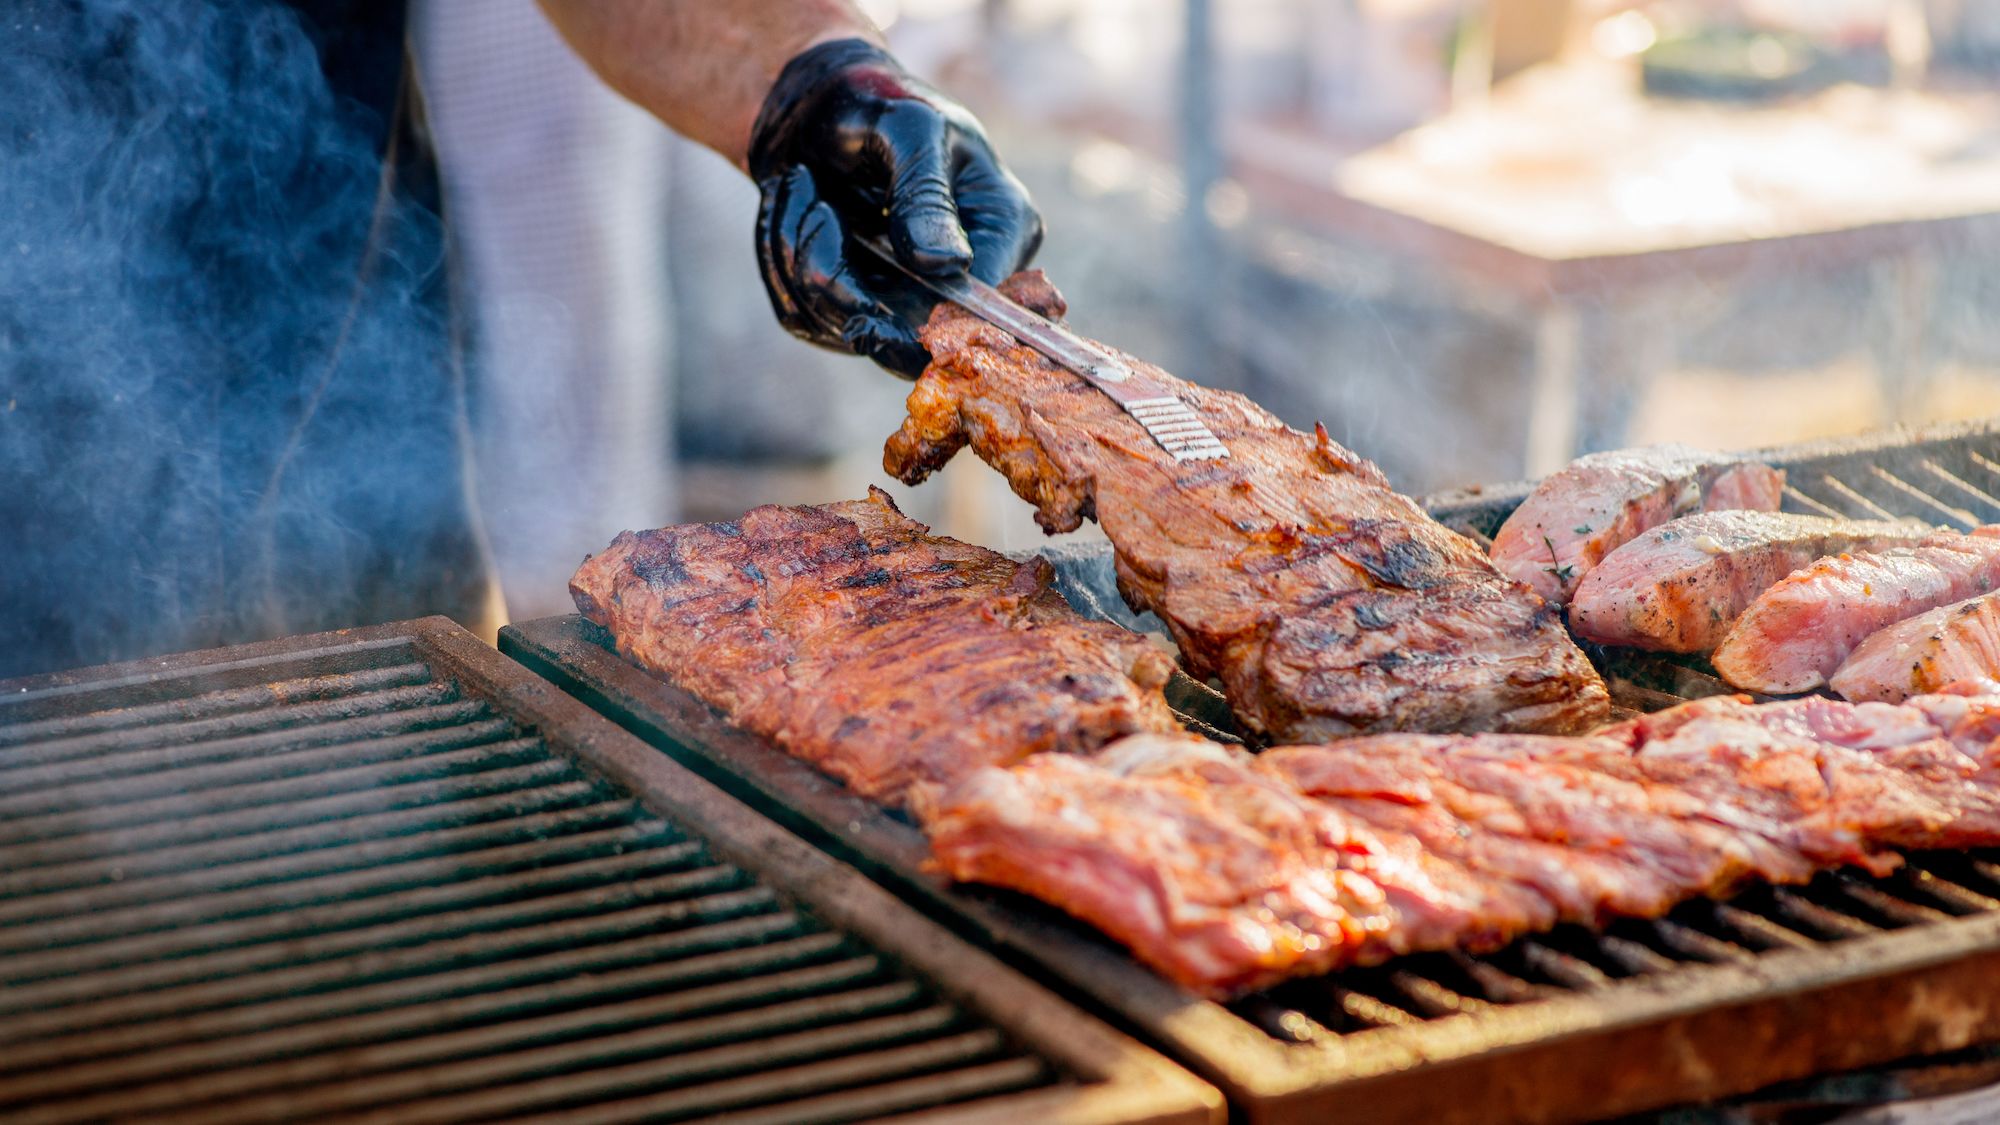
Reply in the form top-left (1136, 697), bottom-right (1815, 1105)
top-left (858, 237), bottom-right (1229, 462)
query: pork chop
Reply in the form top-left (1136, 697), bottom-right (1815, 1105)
top-left (1491, 445), bottom-right (1784, 605)
top-left (1569, 511), bottom-right (1933, 652)
top-left (1832, 592), bottom-right (2000, 703)
top-left (1714, 531), bottom-right (2000, 693)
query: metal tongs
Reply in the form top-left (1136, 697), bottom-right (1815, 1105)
top-left (858, 237), bottom-right (1229, 462)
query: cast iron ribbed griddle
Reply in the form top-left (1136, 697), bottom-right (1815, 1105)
top-left (0, 617), bottom-right (1219, 1125)
top-left (503, 418), bottom-right (2000, 1125)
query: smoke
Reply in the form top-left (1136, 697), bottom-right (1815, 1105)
top-left (0, 0), bottom-right (482, 679)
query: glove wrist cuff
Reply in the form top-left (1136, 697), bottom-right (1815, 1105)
top-left (749, 38), bottom-right (900, 181)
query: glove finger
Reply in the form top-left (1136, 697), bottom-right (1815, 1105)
top-left (792, 199), bottom-right (892, 338)
top-left (756, 168), bottom-right (827, 340)
top-left (765, 166), bottom-right (893, 348)
top-left (876, 102), bottom-right (974, 277)
top-left (772, 167), bottom-right (940, 368)
top-left (812, 230), bottom-right (940, 372)
top-left (953, 158), bottom-right (1044, 286)
top-left (842, 313), bottom-right (932, 379)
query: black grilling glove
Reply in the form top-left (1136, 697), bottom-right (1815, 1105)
top-left (750, 38), bottom-right (1043, 378)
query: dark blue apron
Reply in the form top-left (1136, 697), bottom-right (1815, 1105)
top-left (0, 0), bottom-right (491, 678)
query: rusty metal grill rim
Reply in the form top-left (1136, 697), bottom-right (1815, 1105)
top-left (0, 619), bottom-right (1218, 1125)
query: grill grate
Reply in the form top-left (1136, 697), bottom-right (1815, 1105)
top-left (505, 419), bottom-right (2000, 1124)
top-left (1230, 853), bottom-right (2000, 1042)
top-left (0, 622), bottom-right (1216, 1125)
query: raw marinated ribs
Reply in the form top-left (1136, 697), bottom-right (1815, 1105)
top-left (926, 688), bottom-right (2000, 997)
top-left (1490, 444), bottom-right (1785, 606)
top-left (1570, 511), bottom-right (1935, 653)
top-left (1715, 529), bottom-right (2000, 694)
top-left (569, 488), bottom-right (1181, 812)
top-left (885, 272), bottom-right (1609, 741)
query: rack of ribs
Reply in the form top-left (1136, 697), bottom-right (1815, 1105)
top-left (884, 271), bottom-right (1609, 741)
top-left (569, 488), bottom-right (1182, 813)
top-left (927, 688), bottom-right (2000, 997)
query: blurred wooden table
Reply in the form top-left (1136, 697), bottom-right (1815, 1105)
top-left (1240, 65), bottom-right (2000, 474)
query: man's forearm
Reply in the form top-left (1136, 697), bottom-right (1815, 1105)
top-left (537, 0), bottom-right (883, 169)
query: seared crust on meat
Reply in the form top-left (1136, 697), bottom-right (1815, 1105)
top-left (886, 272), bottom-right (1609, 740)
top-left (569, 488), bottom-right (1182, 811)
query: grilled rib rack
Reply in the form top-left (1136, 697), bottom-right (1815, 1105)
top-left (504, 417), bottom-right (2000, 1125)
top-left (0, 618), bottom-right (1219, 1125)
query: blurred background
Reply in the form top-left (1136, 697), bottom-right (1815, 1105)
top-left (419, 0), bottom-right (2000, 618)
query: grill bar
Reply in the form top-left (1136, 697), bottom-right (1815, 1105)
top-left (0, 765), bottom-right (603, 872)
top-left (1900, 866), bottom-right (2000, 913)
top-left (147, 1007), bottom-right (970, 1125)
top-left (0, 918), bottom-right (830, 1078)
top-left (1868, 464), bottom-right (1981, 527)
top-left (673, 1058), bottom-right (1056, 1125)
top-left (1597, 935), bottom-right (1678, 975)
top-left (2, 926), bottom-right (850, 1074)
top-left (1781, 483), bottom-right (1849, 519)
top-left (565, 1038), bottom-right (1045, 1125)
top-left (1, 681), bottom-right (471, 770)
top-left (0, 734), bottom-right (549, 846)
top-left (0, 863), bottom-right (758, 1007)
top-left (0, 821), bottom-right (696, 956)
top-left (0, 661), bottom-right (439, 749)
top-left (0, 638), bottom-right (424, 726)
top-left (0, 797), bottom-right (643, 916)
top-left (345, 1019), bottom-right (1009, 1125)
top-left (0, 891), bottom-right (788, 1043)
top-left (1828, 877), bottom-right (1949, 926)
top-left (1917, 458), bottom-right (2000, 520)
top-left (12, 976), bottom-right (927, 1124)
top-left (0, 619), bottom-right (1216, 1125)
top-left (0, 706), bottom-right (515, 815)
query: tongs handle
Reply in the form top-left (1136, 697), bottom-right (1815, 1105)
top-left (854, 236), bottom-right (1229, 462)
top-left (853, 236), bottom-right (1136, 387)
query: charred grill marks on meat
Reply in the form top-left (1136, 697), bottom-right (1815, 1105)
top-left (570, 488), bottom-right (1183, 812)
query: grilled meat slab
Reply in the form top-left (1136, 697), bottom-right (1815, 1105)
top-left (885, 272), bottom-right (1609, 740)
top-left (1599, 693), bottom-right (2000, 853)
top-left (1491, 445), bottom-right (1785, 606)
top-left (920, 737), bottom-right (1425, 993)
top-left (1904, 681), bottom-right (2000, 753)
top-left (1832, 594), bottom-right (2000, 702)
top-left (1714, 531), bottom-right (2000, 694)
top-left (568, 488), bottom-right (1181, 811)
top-left (1569, 511), bottom-right (1934, 652)
top-left (927, 688), bottom-right (2000, 996)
